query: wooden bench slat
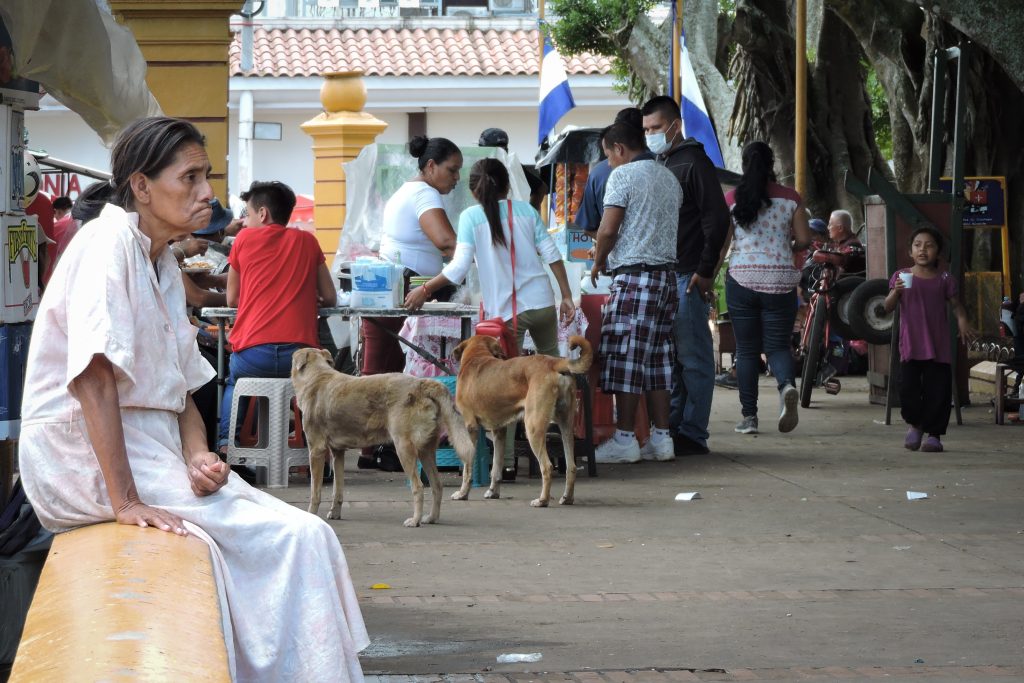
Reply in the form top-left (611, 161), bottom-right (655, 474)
top-left (10, 523), bottom-right (230, 682)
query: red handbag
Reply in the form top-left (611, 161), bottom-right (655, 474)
top-left (474, 200), bottom-right (519, 358)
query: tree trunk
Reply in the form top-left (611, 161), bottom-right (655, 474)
top-left (827, 0), bottom-right (1024, 283)
top-left (683, 0), bottom-right (741, 171)
top-left (728, 0), bottom-right (892, 222)
top-left (805, 8), bottom-right (894, 220)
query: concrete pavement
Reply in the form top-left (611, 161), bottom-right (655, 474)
top-left (270, 377), bottom-right (1024, 682)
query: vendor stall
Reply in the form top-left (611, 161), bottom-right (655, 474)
top-left (535, 126), bottom-right (605, 268)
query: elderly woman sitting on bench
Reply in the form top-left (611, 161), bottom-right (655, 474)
top-left (16, 116), bottom-right (368, 682)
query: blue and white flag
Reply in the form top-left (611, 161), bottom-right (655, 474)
top-left (669, 25), bottom-right (725, 168)
top-left (538, 35), bottom-right (576, 145)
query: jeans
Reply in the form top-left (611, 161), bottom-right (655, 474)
top-left (218, 343), bottom-right (307, 448)
top-left (669, 272), bottom-right (715, 446)
top-left (725, 273), bottom-right (798, 418)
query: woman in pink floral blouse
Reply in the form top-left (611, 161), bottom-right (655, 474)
top-left (723, 141), bottom-right (812, 436)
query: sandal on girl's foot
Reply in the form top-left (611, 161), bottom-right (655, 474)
top-left (904, 426), bottom-right (923, 451)
top-left (920, 435), bottom-right (943, 452)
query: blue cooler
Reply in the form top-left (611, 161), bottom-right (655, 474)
top-left (427, 376), bottom-right (490, 488)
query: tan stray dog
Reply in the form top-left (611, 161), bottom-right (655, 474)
top-left (290, 348), bottom-right (476, 527)
top-left (451, 335), bottom-right (593, 507)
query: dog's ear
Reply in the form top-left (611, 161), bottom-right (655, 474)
top-left (452, 340), bottom-right (469, 363)
top-left (484, 336), bottom-right (506, 360)
top-left (319, 348), bottom-right (335, 368)
top-left (292, 349), bottom-right (309, 374)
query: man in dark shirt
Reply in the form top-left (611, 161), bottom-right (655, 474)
top-left (641, 96), bottom-right (731, 456)
top-left (573, 107), bottom-right (643, 231)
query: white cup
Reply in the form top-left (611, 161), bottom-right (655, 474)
top-left (899, 272), bottom-right (913, 289)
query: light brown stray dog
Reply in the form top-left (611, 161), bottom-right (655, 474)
top-left (451, 335), bottom-right (593, 507)
top-left (291, 348), bottom-right (476, 527)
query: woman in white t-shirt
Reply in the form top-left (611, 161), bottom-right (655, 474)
top-left (363, 136), bottom-right (463, 378)
top-left (405, 158), bottom-right (575, 356)
top-left (378, 135), bottom-right (462, 278)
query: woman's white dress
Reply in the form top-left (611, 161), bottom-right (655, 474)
top-left (18, 204), bottom-right (369, 682)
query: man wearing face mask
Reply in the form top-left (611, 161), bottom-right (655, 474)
top-left (641, 96), bottom-right (731, 457)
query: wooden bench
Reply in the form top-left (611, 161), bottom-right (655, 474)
top-left (10, 523), bottom-right (230, 682)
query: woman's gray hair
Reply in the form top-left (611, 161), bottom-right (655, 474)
top-left (109, 117), bottom-right (206, 210)
top-left (830, 209), bottom-right (853, 231)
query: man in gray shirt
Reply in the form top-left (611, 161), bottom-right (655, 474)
top-left (590, 122), bottom-right (683, 464)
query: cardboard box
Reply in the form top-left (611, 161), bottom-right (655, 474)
top-left (350, 290), bottom-right (401, 309)
top-left (2, 214), bottom-right (39, 323)
top-left (0, 321), bottom-right (32, 439)
top-left (351, 259), bottom-right (403, 292)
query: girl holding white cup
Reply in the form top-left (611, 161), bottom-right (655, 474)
top-left (884, 227), bottom-right (976, 452)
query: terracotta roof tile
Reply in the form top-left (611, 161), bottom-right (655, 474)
top-left (230, 27), bottom-right (612, 78)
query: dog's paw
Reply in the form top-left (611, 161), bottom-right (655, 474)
top-left (484, 488), bottom-right (500, 500)
top-left (450, 490), bottom-right (469, 501)
top-left (420, 514), bottom-right (437, 525)
top-left (403, 517), bottom-right (421, 528)
top-left (559, 495), bottom-right (574, 506)
top-left (530, 497), bottom-right (550, 508)
top-left (327, 507), bottom-right (342, 520)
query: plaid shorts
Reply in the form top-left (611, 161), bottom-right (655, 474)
top-left (599, 271), bottom-right (680, 394)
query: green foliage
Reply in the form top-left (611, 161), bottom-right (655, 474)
top-left (862, 59), bottom-right (893, 160)
top-left (718, 0), bottom-right (735, 17)
top-left (546, 0), bottom-right (658, 102)
top-left (546, 0), bottom-right (657, 56)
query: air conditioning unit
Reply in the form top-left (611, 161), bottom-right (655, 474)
top-left (488, 0), bottom-right (527, 13)
top-left (444, 5), bottom-right (488, 16)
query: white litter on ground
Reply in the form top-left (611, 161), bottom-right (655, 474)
top-left (497, 652), bottom-right (543, 663)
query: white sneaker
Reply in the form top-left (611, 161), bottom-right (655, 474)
top-left (640, 436), bottom-right (675, 461)
top-left (778, 385), bottom-right (799, 433)
top-left (594, 436), bottom-right (641, 464)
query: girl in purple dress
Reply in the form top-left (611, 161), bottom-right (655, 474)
top-left (884, 227), bottom-right (976, 452)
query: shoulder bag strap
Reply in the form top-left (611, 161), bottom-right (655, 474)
top-left (508, 199), bottom-right (518, 336)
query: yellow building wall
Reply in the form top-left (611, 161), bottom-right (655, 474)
top-left (107, 1), bottom-right (240, 203)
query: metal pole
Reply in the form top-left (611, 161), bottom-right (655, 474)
top-left (539, 0), bottom-right (545, 65)
top-left (949, 42), bottom-right (970, 424)
top-left (672, 0), bottom-right (682, 103)
top-left (794, 0), bottom-right (807, 196)
top-left (926, 49), bottom-right (947, 193)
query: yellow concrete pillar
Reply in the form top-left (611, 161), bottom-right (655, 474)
top-left (107, 0), bottom-right (239, 203)
top-left (301, 71), bottom-right (388, 265)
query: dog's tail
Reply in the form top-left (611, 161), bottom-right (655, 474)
top-left (558, 335), bottom-right (593, 375)
top-left (425, 380), bottom-right (477, 466)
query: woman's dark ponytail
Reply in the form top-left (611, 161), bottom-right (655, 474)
top-left (469, 158), bottom-right (511, 248)
top-left (72, 180), bottom-right (115, 224)
top-left (731, 141), bottom-right (777, 227)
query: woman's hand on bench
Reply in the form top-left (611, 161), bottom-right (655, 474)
top-left (115, 498), bottom-right (189, 536)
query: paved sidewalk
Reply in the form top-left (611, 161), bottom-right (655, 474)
top-left (270, 377), bottom-right (1024, 683)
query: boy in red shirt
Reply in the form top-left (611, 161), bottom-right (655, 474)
top-left (218, 181), bottom-right (337, 451)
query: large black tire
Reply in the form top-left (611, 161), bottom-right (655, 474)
top-left (848, 278), bottom-right (894, 345)
top-left (829, 276), bottom-right (865, 340)
top-left (799, 300), bottom-right (826, 408)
